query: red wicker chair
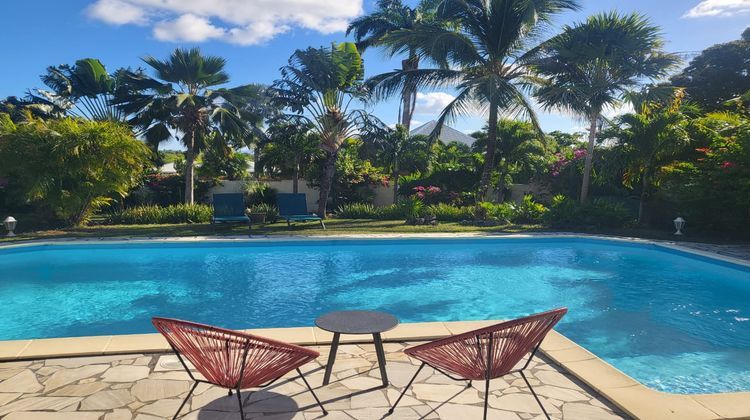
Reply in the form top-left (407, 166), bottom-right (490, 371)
top-left (152, 317), bottom-right (327, 419)
top-left (388, 308), bottom-right (567, 420)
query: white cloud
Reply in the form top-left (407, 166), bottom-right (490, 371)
top-left (683, 0), bottom-right (750, 18)
top-left (154, 14), bottom-right (225, 43)
top-left (87, 0), bottom-right (146, 25)
top-left (414, 92), bottom-right (457, 115)
top-left (86, 0), bottom-right (363, 45)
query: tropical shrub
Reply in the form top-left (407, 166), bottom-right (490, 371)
top-left (247, 203), bottom-right (279, 223)
top-left (335, 202), bottom-right (381, 219)
top-left (244, 182), bottom-right (277, 206)
top-left (106, 204), bottom-right (212, 225)
top-left (0, 115), bottom-right (149, 226)
top-left (511, 195), bottom-right (548, 223)
top-left (545, 195), bottom-right (633, 228)
top-left (424, 203), bottom-right (474, 222)
top-left (475, 202), bottom-right (514, 224)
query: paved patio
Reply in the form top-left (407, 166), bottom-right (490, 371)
top-left (0, 341), bottom-right (628, 420)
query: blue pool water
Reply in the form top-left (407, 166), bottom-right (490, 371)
top-left (1, 238), bottom-right (749, 394)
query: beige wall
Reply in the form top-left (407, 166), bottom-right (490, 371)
top-left (208, 179), bottom-right (396, 210)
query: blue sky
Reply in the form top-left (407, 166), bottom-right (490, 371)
top-left (2, 0), bottom-right (749, 149)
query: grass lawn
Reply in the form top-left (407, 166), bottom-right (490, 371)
top-left (0, 218), bottom-right (739, 244)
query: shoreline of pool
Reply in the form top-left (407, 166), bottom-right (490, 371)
top-left (1, 233), bottom-right (748, 419)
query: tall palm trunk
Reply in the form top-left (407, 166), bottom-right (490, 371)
top-left (293, 160), bottom-right (300, 194)
top-left (638, 170), bottom-right (650, 225)
top-left (399, 54), bottom-right (419, 131)
top-left (580, 113), bottom-right (599, 203)
top-left (478, 100), bottom-right (499, 201)
top-left (392, 152), bottom-right (400, 204)
top-left (317, 150), bottom-right (339, 218)
top-left (184, 131), bottom-right (195, 205)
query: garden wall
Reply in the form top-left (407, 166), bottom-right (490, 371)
top-left (208, 180), bottom-right (395, 210)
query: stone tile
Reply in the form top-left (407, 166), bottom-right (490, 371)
top-left (0, 368), bottom-right (26, 380)
top-left (102, 365), bottom-right (151, 382)
top-left (131, 378), bottom-right (190, 402)
top-left (104, 334), bottom-right (170, 354)
top-left (562, 402), bottom-right (625, 419)
top-left (0, 370), bottom-right (42, 393)
top-left (138, 398), bottom-right (183, 417)
top-left (531, 385), bottom-right (588, 402)
top-left (0, 397), bottom-right (84, 416)
top-left (0, 392), bottom-right (22, 405)
top-left (48, 382), bottom-right (108, 397)
top-left (105, 408), bottom-right (133, 420)
top-left (533, 371), bottom-right (581, 390)
top-left (4, 412), bottom-right (103, 420)
top-left (489, 393), bottom-right (560, 415)
top-left (0, 340), bottom-right (32, 360)
top-left (80, 389), bottom-right (134, 410)
top-left (244, 327), bottom-right (316, 345)
top-left (153, 355), bottom-right (194, 372)
top-left (43, 365), bottom-right (109, 392)
top-left (45, 354), bottom-right (141, 368)
top-left (19, 336), bottom-right (113, 359)
top-left (412, 383), bottom-right (482, 404)
top-left (349, 389), bottom-right (389, 409)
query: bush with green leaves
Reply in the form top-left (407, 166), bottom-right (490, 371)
top-left (511, 195), bottom-right (548, 224)
top-left (424, 203), bottom-right (474, 222)
top-left (475, 202), bottom-right (514, 224)
top-left (0, 115), bottom-right (149, 226)
top-left (247, 203), bottom-right (279, 223)
top-left (244, 182), bottom-right (277, 206)
top-left (335, 202), bottom-right (382, 219)
top-left (106, 204), bottom-right (212, 225)
top-left (545, 195), bottom-right (633, 228)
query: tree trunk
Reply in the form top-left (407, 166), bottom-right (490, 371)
top-left (400, 54), bottom-right (418, 131)
top-left (580, 114), bottom-right (598, 203)
top-left (478, 101), bottom-right (498, 202)
top-left (496, 163), bottom-right (508, 202)
top-left (392, 152), bottom-right (400, 204)
top-left (638, 171), bottom-right (649, 225)
top-left (317, 150), bottom-right (338, 218)
top-left (184, 131), bottom-right (195, 205)
top-left (293, 161), bottom-right (300, 194)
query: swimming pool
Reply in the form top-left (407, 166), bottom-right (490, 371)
top-left (1, 237), bottom-right (748, 394)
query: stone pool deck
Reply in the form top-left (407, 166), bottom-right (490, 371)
top-left (0, 341), bottom-right (628, 420)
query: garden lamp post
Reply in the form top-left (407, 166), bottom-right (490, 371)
top-left (673, 216), bottom-right (686, 236)
top-left (3, 216), bottom-right (17, 237)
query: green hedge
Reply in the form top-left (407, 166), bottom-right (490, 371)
top-left (335, 201), bottom-right (475, 222)
top-left (106, 204), bottom-right (213, 225)
top-left (545, 195), bottom-right (633, 228)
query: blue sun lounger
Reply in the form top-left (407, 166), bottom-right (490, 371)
top-left (276, 193), bottom-right (325, 230)
top-left (211, 193), bottom-right (251, 234)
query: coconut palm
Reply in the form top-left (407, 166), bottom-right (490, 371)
top-left (531, 12), bottom-right (680, 202)
top-left (115, 48), bottom-right (256, 204)
top-left (369, 0), bottom-right (579, 201)
top-left (607, 91), bottom-right (691, 223)
top-left (347, 0), bottom-right (440, 130)
top-left (259, 121), bottom-right (322, 193)
top-left (270, 42), bottom-right (386, 217)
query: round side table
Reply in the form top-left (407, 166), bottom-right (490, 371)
top-left (315, 310), bottom-right (399, 387)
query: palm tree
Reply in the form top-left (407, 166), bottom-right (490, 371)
top-left (607, 90), bottom-right (690, 223)
top-left (347, 0), bottom-right (440, 130)
top-left (259, 121), bottom-right (322, 193)
top-left (531, 12), bottom-right (680, 202)
top-left (116, 48), bottom-right (255, 204)
top-left (372, 124), bottom-right (411, 203)
top-left (369, 0), bottom-right (579, 201)
top-left (471, 119), bottom-right (546, 201)
top-left (270, 42), bottom-right (386, 217)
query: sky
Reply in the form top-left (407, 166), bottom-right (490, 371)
top-left (1, 0), bottom-right (749, 150)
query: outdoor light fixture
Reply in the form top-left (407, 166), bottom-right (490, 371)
top-left (673, 216), bottom-right (686, 236)
top-left (3, 216), bottom-right (17, 237)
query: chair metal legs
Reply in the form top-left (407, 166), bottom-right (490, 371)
top-left (387, 362), bottom-right (425, 415)
top-left (521, 371), bottom-right (550, 420)
top-left (297, 368), bottom-right (328, 415)
top-left (236, 387), bottom-right (245, 420)
top-left (173, 381), bottom-right (198, 420)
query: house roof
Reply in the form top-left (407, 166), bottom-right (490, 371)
top-left (410, 120), bottom-right (475, 146)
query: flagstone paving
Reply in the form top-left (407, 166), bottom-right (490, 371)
top-left (0, 342), bottom-right (629, 419)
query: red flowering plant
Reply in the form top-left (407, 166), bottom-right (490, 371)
top-left (549, 148), bottom-right (587, 177)
top-left (411, 185), bottom-right (444, 204)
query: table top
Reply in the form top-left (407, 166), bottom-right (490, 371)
top-left (315, 310), bottom-right (399, 334)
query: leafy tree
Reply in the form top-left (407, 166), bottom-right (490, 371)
top-left (671, 28), bottom-right (750, 111)
top-left (471, 119), bottom-right (546, 200)
top-left (198, 135), bottom-right (250, 181)
top-left (370, 124), bottom-right (411, 203)
top-left (0, 115), bottom-right (149, 225)
top-left (258, 121), bottom-right (322, 193)
top-left (369, 0), bottom-right (579, 201)
top-left (270, 42), bottom-right (386, 217)
top-left (604, 93), bottom-right (690, 223)
top-left (531, 12), bottom-right (679, 202)
top-left (348, 0), bottom-right (441, 130)
top-left (115, 48), bottom-right (256, 204)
